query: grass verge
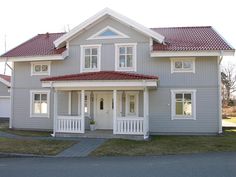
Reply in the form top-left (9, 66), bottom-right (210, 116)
top-left (90, 128), bottom-right (236, 156)
top-left (0, 137), bottom-right (75, 155)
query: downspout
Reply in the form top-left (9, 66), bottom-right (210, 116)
top-left (218, 51), bottom-right (223, 134)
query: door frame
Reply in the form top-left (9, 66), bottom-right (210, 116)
top-left (93, 91), bottom-right (122, 129)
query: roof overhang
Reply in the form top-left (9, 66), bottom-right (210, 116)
top-left (54, 8), bottom-right (165, 48)
top-left (0, 49), bottom-right (68, 62)
top-left (0, 77), bottom-right (10, 87)
top-left (42, 80), bottom-right (158, 90)
top-left (151, 50), bottom-right (235, 57)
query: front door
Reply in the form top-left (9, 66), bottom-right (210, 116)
top-left (95, 92), bottom-right (121, 129)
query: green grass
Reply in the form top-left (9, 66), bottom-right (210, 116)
top-left (224, 117), bottom-right (236, 124)
top-left (0, 137), bottom-right (76, 155)
top-left (0, 121), bottom-right (51, 137)
top-left (90, 128), bottom-right (236, 156)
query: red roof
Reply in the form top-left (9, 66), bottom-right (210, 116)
top-left (0, 74), bottom-right (11, 83)
top-left (1, 33), bottom-right (66, 57)
top-left (152, 26), bottom-right (234, 51)
top-left (41, 71), bottom-right (158, 81)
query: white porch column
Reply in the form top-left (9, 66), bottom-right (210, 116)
top-left (113, 90), bottom-right (117, 134)
top-left (81, 90), bottom-right (85, 133)
top-left (68, 91), bottom-right (72, 115)
top-left (52, 89), bottom-right (58, 137)
top-left (143, 87), bottom-right (149, 139)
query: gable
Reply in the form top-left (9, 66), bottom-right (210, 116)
top-left (87, 26), bottom-right (129, 40)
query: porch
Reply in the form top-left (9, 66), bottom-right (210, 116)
top-left (41, 71), bottom-right (158, 140)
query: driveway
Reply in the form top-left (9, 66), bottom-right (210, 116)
top-left (0, 152), bottom-right (235, 177)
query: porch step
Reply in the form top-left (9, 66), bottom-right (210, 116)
top-left (56, 130), bottom-right (144, 140)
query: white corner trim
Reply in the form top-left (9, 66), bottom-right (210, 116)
top-left (151, 50), bottom-right (235, 57)
top-left (125, 91), bottom-right (139, 117)
top-left (68, 91), bottom-right (72, 115)
top-left (31, 61), bottom-right (51, 76)
top-left (80, 44), bottom-right (101, 73)
top-left (115, 43), bottom-right (137, 72)
top-left (171, 89), bottom-right (197, 120)
top-left (0, 77), bottom-right (10, 87)
top-left (30, 90), bottom-right (50, 118)
top-left (87, 26), bottom-right (130, 40)
top-left (170, 57), bottom-right (195, 74)
top-left (54, 8), bottom-right (164, 48)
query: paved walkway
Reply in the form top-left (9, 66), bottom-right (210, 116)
top-left (0, 130), bottom-right (106, 157)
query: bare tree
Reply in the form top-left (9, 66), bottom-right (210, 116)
top-left (221, 63), bottom-right (236, 106)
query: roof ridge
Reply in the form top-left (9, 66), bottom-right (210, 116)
top-left (37, 32), bottom-right (66, 35)
top-left (150, 26), bottom-right (212, 29)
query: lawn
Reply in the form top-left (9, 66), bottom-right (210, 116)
top-left (223, 117), bottom-right (236, 124)
top-left (0, 137), bottom-right (76, 155)
top-left (91, 128), bottom-right (236, 156)
top-left (0, 120), bottom-right (51, 137)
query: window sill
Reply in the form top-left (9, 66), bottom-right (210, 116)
top-left (172, 116), bottom-right (196, 120)
top-left (116, 68), bottom-right (136, 72)
top-left (81, 69), bottom-right (100, 73)
top-left (30, 114), bottom-right (50, 118)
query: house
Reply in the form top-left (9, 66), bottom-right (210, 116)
top-left (0, 8), bottom-right (234, 139)
top-left (0, 74), bottom-right (11, 118)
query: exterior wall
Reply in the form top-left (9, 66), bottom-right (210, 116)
top-left (0, 82), bottom-right (10, 96)
top-left (11, 16), bottom-right (220, 134)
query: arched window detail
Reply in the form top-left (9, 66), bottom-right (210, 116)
top-left (100, 98), bottom-right (104, 110)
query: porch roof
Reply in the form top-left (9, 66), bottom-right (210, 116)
top-left (41, 71), bottom-right (158, 81)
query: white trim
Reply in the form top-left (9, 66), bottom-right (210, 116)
top-left (68, 91), bottom-right (71, 115)
top-left (113, 90), bottom-right (117, 134)
top-left (9, 62), bottom-right (14, 129)
top-left (54, 8), bottom-right (164, 48)
top-left (143, 87), bottom-right (149, 139)
top-left (125, 91), bottom-right (139, 117)
top-left (0, 77), bottom-right (10, 87)
top-left (151, 50), bottom-right (235, 57)
top-left (171, 89), bottom-right (196, 120)
top-left (0, 96), bottom-right (10, 98)
top-left (52, 90), bottom-right (57, 136)
top-left (0, 51), bottom-right (68, 62)
top-left (80, 90), bottom-right (85, 133)
top-left (31, 61), bottom-right (51, 76)
top-left (30, 90), bottom-right (50, 118)
top-left (87, 26), bottom-right (130, 40)
top-left (77, 91), bottom-right (91, 116)
top-left (115, 43), bottom-right (137, 72)
top-left (217, 57), bottom-right (223, 133)
top-left (42, 80), bottom-right (157, 89)
top-left (170, 57), bottom-right (195, 73)
top-left (80, 44), bottom-right (101, 73)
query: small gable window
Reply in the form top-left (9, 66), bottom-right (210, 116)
top-left (87, 26), bottom-right (129, 40)
top-left (171, 58), bottom-right (195, 73)
top-left (31, 62), bottom-right (51, 76)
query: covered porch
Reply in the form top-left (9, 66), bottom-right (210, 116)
top-left (41, 71), bottom-right (158, 139)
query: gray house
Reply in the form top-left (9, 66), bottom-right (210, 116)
top-left (0, 8), bottom-right (235, 139)
top-left (0, 74), bottom-right (11, 118)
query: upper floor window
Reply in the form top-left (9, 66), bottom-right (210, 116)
top-left (171, 58), bottom-right (195, 73)
top-left (30, 90), bottom-right (50, 118)
top-left (31, 62), bottom-right (51, 76)
top-left (171, 89), bottom-right (196, 120)
top-left (115, 43), bottom-right (137, 71)
top-left (80, 45), bottom-right (101, 72)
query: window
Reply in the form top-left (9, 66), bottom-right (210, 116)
top-left (171, 58), bottom-right (195, 73)
top-left (87, 26), bottom-right (129, 40)
top-left (171, 89), bottom-right (196, 120)
top-left (125, 91), bottom-right (139, 116)
top-left (30, 90), bottom-right (50, 117)
top-left (100, 98), bottom-right (104, 110)
top-left (80, 45), bottom-right (101, 72)
top-left (115, 43), bottom-right (137, 71)
top-left (31, 62), bottom-right (51, 76)
top-left (78, 92), bottom-right (91, 115)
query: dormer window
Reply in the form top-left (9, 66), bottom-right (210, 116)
top-left (80, 45), bottom-right (101, 72)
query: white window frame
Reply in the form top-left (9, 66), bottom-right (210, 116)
top-left (171, 89), bottom-right (196, 120)
top-left (125, 91), bottom-right (139, 117)
top-left (80, 44), bottom-right (101, 73)
top-left (115, 43), bottom-right (137, 72)
top-left (170, 57), bottom-right (195, 73)
top-left (87, 26), bottom-right (130, 40)
top-left (30, 90), bottom-right (50, 118)
top-left (31, 61), bottom-right (51, 76)
top-left (78, 91), bottom-right (91, 116)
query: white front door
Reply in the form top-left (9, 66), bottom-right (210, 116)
top-left (95, 92), bottom-right (121, 129)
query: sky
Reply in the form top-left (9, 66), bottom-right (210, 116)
top-left (0, 0), bottom-right (235, 75)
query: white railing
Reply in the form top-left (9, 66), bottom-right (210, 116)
top-left (56, 116), bottom-right (84, 133)
top-left (115, 117), bottom-right (144, 135)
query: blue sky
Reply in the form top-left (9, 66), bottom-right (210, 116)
top-left (0, 0), bottom-right (235, 75)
